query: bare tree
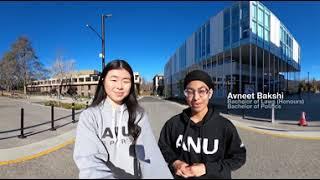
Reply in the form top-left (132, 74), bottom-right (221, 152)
top-left (0, 36), bottom-right (48, 96)
top-left (12, 36), bottom-right (49, 94)
top-left (140, 77), bottom-right (153, 95)
top-left (0, 52), bottom-right (19, 92)
top-left (51, 55), bottom-right (76, 98)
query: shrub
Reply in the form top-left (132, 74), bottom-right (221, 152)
top-left (43, 101), bottom-right (86, 110)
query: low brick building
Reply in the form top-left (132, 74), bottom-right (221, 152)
top-left (27, 70), bottom-right (142, 97)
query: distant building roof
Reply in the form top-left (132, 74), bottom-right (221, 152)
top-left (52, 70), bottom-right (100, 79)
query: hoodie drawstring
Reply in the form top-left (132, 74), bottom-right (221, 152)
top-left (181, 115), bottom-right (191, 147)
top-left (116, 105), bottom-right (125, 147)
top-left (200, 126), bottom-right (204, 162)
top-left (179, 114), bottom-right (192, 164)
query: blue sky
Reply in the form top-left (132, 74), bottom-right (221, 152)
top-left (0, 1), bottom-right (319, 82)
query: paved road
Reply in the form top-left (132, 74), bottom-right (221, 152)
top-left (1, 96), bottom-right (319, 178)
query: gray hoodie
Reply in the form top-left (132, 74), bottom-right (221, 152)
top-left (73, 98), bottom-right (173, 179)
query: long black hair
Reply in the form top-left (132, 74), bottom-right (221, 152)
top-left (90, 59), bottom-right (142, 142)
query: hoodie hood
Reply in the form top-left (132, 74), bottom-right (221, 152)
top-left (181, 105), bottom-right (215, 127)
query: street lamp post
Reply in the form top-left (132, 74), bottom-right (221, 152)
top-left (308, 72), bottom-right (310, 93)
top-left (101, 14), bottom-right (112, 70)
top-left (86, 14), bottom-right (112, 71)
top-left (101, 15), bottom-right (105, 70)
top-left (307, 72), bottom-right (310, 100)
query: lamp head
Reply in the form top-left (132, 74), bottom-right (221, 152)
top-left (104, 14), bottom-right (112, 18)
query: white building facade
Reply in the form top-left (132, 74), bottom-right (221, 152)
top-left (164, 1), bottom-right (301, 98)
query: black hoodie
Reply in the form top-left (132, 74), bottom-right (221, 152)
top-left (158, 106), bottom-right (246, 179)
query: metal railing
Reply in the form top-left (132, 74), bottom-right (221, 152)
top-left (15, 104), bottom-right (85, 139)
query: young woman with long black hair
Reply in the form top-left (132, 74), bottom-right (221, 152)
top-left (73, 59), bottom-right (172, 179)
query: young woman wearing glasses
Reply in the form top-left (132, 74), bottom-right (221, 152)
top-left (158, 70), bottom-right (246, 179)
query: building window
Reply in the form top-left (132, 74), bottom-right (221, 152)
top-left (201, 26), bottom-right (205, 57)
top-left (207, 62), bottom-right (211, 70)
top-left (280, 27), bottom-right (285, 42)
top-left (265, 14), bottom-right (270, 30)
top-left (242, 28), bottom-right (249, 39)
top-left (224, 28), bottom-right (230, 48)
top-left (179, 43), bottom-right (186, 69)
top-left (79, 78), bottom-right (84, 82)
top-left (252, 21), bottom-right (257, 34)
top-left (241, 1), bottom-right (249, 20)
top-left (257, 24), bottom-right (263, 39)
top-left (93, 76), bottom-right (99, 81)
top-left (72, 78), bottom-right (77, 83)
top-left (232, 23), bottom-right (239, 43)
top-left (212, 60), bottom-right (216, 67)
top-left (174, 54), bottom-right (178, 73)
top-left (258, 7), bottom-right (264, 25)
top-left (194, 31), bottom-right (201, 63)
top-left (252, 4), bottom-right (257, 20)
top-left (264, 29), bottom-right (269, 42)
top-left (284, 31), bottom-right (287, 44)
top-left (241, 17), bottom-right (249, 29)
top-left (86, 77), bottom-right (91, 82)
top-left (206, 22), bottom-right (210, 56)
top-left (280, 28), bottom-right (283, 42)
top-left (195, 32), bottom-right (198, 62)
top-left (224, 9), bottom-right (230, 28)
top-left (198, 30), bottom-right (201, 60)
top-left (232, 4), bottom-right (239, 24)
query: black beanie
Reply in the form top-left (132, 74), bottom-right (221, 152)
top-left (184, 70), bottom-right (214, 89)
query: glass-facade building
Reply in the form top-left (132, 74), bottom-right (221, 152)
top-left (164, 1), bottom-right (301, 97)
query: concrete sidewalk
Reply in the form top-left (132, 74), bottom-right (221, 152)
top-left (0, 96), bottom-right (82, 149)
top-left (0, 96), bottom-right (319, 166)
top-left (221, 113), bottom-right (320, 140)
top-left (0, 130), bottom-right (76, 165)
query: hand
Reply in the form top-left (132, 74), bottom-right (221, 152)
top-left (172, 160), bottom-right (193, 178)
top-left (188, 163), bottom-right (206, 177)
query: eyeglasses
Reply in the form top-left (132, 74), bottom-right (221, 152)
top-left (184, 88), bottom-right (210, 98)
